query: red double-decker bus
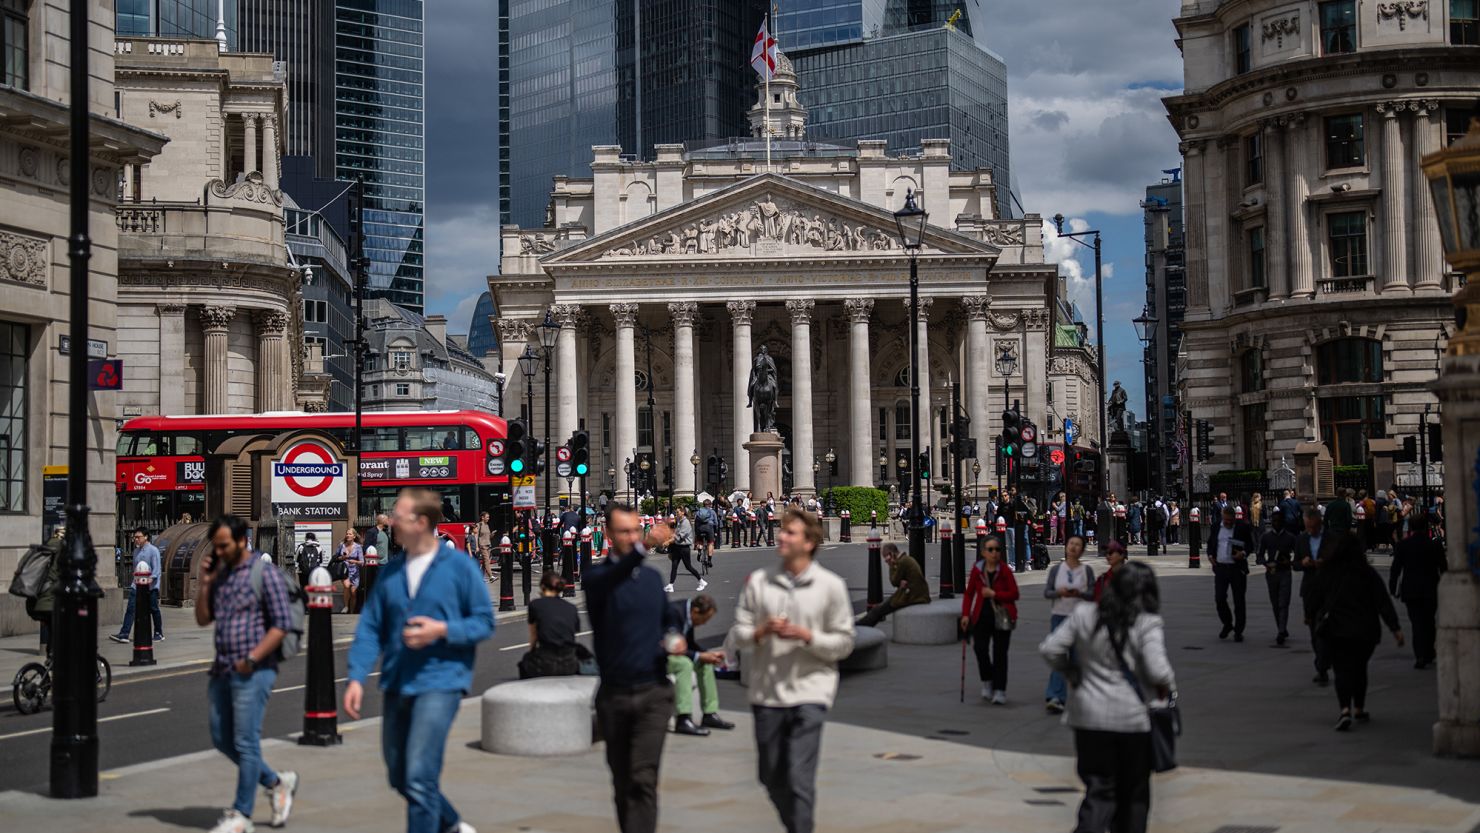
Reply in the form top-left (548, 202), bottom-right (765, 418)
top-left (116, 411), bottom-right (512, 553)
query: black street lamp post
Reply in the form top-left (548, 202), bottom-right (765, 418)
top-left (995, 345), bottom-right (1017, 493)
top-left (1052, 214), bottom-right (1106, 494)
top-left (690, 451), bottom-right (700, 497)
top-left (538, 311), bottom-right (559, 554)
top-left (893, 190), bottom-right (929, 570)
top-left (823, 448), bottom-right (836, 513)
top-left (1132, 306), bottom-right (1161, 495)
top-left (878, 452), bottom-right (887, 489)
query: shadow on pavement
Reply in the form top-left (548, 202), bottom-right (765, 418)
top-left (127, 806), bottom-right (222, 829)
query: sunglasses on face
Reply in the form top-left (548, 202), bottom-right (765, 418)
top-left (983, 546), bottom-right (1001, 552)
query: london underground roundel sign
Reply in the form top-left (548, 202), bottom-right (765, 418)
top-left (270, 439), bottom-right (347, 516)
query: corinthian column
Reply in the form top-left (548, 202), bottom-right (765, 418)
top-left (1287, 114), bottom-right (1316, 298)
top-left (845, 299), bottom-right (874, 487)
top-left (729, 300), bottom-right (755, 493)
top-left (669, 302), bottom-right (698, 496)
top-left (788, 299), bottom-right (816, 496)
top-left (254, 309), bottom-right (289, 412)
top-left (243, 113), bottom-right (259, 175)
top-left (1379, 101), bottom-right (1410, 293)
top-left (610, 303), bottom-right (639, 495)
top-left (1264, 119), bottom-right (1288, 299)
top-left (1411, 99), bottom-right (1445, 290)
top-left (963, 297), bottom-right (990, 472)
top-left (904, 297), bottom-right (933, 462)
top-left (553, 304), bottom-right (581, 442)
top-left (262, 114), bottom-right (279, 188)
top-left (200, 305), bottom-right (236, 413)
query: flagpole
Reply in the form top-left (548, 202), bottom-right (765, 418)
top-left (764, 11), bottom-right (772, 172)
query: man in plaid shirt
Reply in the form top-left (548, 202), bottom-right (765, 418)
top-left (195, 515), bottom-right (300, 833)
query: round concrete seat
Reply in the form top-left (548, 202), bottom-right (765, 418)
top-left (891, 599), bottom-right (962, 645)
top-left (840, 625), bottom-right (888, 672)
top-left (481, 676), bottom-right (599, 756)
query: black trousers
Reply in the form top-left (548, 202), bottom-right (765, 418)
top-left (1073, 729), bottom-right (1152, 833)
top-left (971, 614), bottom-right (1011, 690)
top-left (1212, 563), bottom-right (1247, 635)
top-left (595, 682), bottom-right (673, 833)
top-left (856, 598), bottom-right (921, 628)
top-left (667, 546), bottom-right (702, 584)
top-left (752, 704), bottom-right (827, 833)
top-left (1405, 597), bottom-right (1438, 665)
top-left (1326, 637), bottom-right (1376, 712)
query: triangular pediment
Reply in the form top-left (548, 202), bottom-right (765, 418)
top-left (541, 173), bottom-right (999, 266)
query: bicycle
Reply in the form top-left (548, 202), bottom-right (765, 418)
top-left (11, 653), bottom-right (112, 715)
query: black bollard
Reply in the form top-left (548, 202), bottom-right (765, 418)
top-left (866, 528), bottom-right (883, 610)
top-left (579, 525), bottom-right (592, 586)
top-left (299, 568), bottom-right (341, 746)
top-left (498, 536), bottom-right (515, 612)
top-left (128, 564), bottom-right (155, 667)
top-left (1189, 511), bottom-right (1202, 569)
top-left (953, 514), bottom-right (967, 594)
top-left (840, 510), bottom-right (851, 543)
top-left (561, 529), bottom-right (576, 598)
top-left (521, 536), bottom-right (533, 606)
top-left (938, 525), bottom-right (954, 599)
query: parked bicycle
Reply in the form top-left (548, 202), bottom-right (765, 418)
top-left (11, 654), bottom-right (112, 714)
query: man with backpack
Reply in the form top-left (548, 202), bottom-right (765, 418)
top-left (12, 526), bottom-right (64, 655)
top-left (295, 533), bottom-right (324, 586)
top-left (694, 498), bottom-right (718, 567)
top-left (195, 515), bottom-right (300, 833)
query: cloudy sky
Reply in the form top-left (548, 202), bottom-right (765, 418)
top-left (423, 0), bottom-right (1185, 415)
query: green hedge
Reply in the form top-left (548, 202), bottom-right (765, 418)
top-left (1210, 469), bottom-right (1267, 482)
top-left (1334, 465), bottom-right (1369, 476)
top-left (823, 486), bottom-right (889, 522)
top-left (638, 495), bottom-right (697, 516)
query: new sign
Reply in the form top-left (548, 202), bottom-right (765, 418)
top-left (270, 439), bottom-right (347, 519)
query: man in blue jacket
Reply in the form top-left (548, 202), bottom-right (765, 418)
top-left (345, 488), bottom-right (494, 833)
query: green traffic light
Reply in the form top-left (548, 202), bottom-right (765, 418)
top-left (510, 458), bottom-right (525, 473)
top-left (575, 463), bottom-right (589, 476)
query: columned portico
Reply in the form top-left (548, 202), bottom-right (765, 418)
top-left (788, 299), bottom-right (816, 496)
top-left (728, 300), bottom-right (755, 493)
top-left (1377, 101), bottom-right (1409, 294)
top-left (611, 303), bottom-right (639, 495)
top-left (200, 305), bottom-right (235, 414)
top-left (962, 296), bottom-right (990, 492)
top-left (845, 299), bottom-right (874, 487)
top-left (669, 302), bottom-right (698, 496)
top-left (553, 303), bottom-right (581, 442)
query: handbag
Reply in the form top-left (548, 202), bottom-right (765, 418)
top-left (1110, 628), bottom-right (1180, 773)
top-left (991, 601), bottom-right (1014, 632)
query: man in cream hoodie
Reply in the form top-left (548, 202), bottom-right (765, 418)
top-left (729, 507), bottom-right (855, 833)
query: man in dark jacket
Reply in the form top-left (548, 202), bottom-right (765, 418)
top-left (1256, 512), bottom-right (1298, 645)
top-left (1208, 505), bottom-right (1255, 642)
top-left (24, 528), bottom-right (65, 655)
top-left (1389, 515), bottom-right (1445, 669)
top-left (666, 594), bottom-right (735, 736)
top-left (1294, 507), bottom-right (1331, 684)
top-left (1094, 498), bottom-right (1115, 556)
top-left (1279, 490), bottom-right (1303, 529)
top-left (856, 543), bottom-right (930, 627)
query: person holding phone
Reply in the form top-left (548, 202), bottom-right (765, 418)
top-left (1209, 505), bottom-right (1254, 642)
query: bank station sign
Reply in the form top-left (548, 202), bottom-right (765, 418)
top-left (270, 439), bottom-right (347, 519)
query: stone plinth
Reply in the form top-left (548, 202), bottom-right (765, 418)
top-left (745, 432), bottom-right (785, 500)
top-left (480, 677), bottom-right (599, 756)
top-left (1106, 433), bottom-right (1133, 501)
top-left (1433, 349), bottom-right (1480, 757)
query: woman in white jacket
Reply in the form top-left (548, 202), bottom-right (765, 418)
top-left (1040, 561), bottom-right (1175, 833)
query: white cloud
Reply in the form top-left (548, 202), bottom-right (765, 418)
top-left (424, 205), bottom-right (500, 336)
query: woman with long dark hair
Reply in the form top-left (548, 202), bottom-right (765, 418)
top-left (1308, 530), bottom-right (1404, 729)
top-left (960, 534), bottom-right (1020, 704)
top-left (1040, 561), bottom-right (1175, 833)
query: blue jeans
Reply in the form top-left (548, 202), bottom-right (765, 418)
top-left (208, 668), bottom-right (280, 817)
top-left (383, 690), bottom-right (463, 833)
top-left (117, 586), bottom-right (162, 637)
top-left (1045, 614), bottom-right (1070, 703)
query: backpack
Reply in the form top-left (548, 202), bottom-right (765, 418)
top-left (248, 557), bottom-right (308, 661)
top-left (8, 544), bottom-right (53, 600)
top-left (296, 541), bottom-right (323, 575)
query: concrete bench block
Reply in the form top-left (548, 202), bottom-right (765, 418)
top-left (480, 676), bottom-right (600, 756)
top-left (891, 599), bottom-right (962, 646)
top-left (840, 625), bottom-right (888, 672)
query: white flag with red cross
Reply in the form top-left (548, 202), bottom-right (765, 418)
top-left (751, 18), bottom-right (777, 80)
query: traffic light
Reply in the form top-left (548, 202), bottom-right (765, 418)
top-left (918, 450), bottom-right (931, 480)
top-left (707, 454), bottom-right (718, 485)
top-left (1429, 422), bottom-right (1443, 463)
top-left (506, 418), bottom-right (529, 474)
top-left (570, 430), bottom-right (590, 476)
top-left (1000, 409), bottom-right (1021, 458)
top-left (1402, 435), bottom-right (1418, 463)
top-left (527, 437), bottom-right (546, 476)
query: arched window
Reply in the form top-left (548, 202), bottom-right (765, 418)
top-left (1316, 337), bottom-right (1382, 385)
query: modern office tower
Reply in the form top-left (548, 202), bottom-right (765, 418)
top-left (116, 0), bottom-right (238, 47)
top-left (1141, 174), bottom-right (1185, 496)
top-left (238, 0), bottom-right (336, 178)
top-left (466, 291), bottom-right (499, 358)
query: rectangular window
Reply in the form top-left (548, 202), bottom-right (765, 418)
top-left (303, 336), bottom-right (327, 360)
top-left (394, 383), bottom-right (411, 397)
top-left (0, 321), bottom-right (28, 512)
top-left (1325, 114), bottom-right (1365, 169)
top-left (1447, 107), bottom-right (1477, 146)
top-left (601, 412), bottom-right (611, 450)
top-left (303, 300), bottom-right (327, 324)
top-left (894, 402), bottom-right (911, 441)
top-left (1245, 133), bottom-right (1263, 185)
top-left (637, 407), bottom-right (653, 450)
top-left (1318, 395), bottom-right (1385, 466)
top-left (391, 350), bottom-right (412, 371)
top-left (1328, 211), bottom-right (1368, 278)
top-left (1232, 24), bottom-right (1252, 74)
top-left (1248, 226), bottom-right (1266, 289)
top-left (1319, 0), bottom-right (1357, 54)
top-left (1454, 0), bottom-right (1480, 45)
top-left (1240, 350), bottom-right (1264, 392)
top-left (1, 0), bottom-right (28, 91)
top-left (878, 407), bottom-right (887, 442)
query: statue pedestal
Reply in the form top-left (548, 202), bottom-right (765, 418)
top-left (1106, 431), bottom-right (1133, 500)
top-left (745, 432), bottom-right (785, 501)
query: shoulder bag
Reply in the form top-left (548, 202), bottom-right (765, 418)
top-left (1110, 627), bottom-right (1180, 773)
top-left (987, 570), bottom-right (1015, 631)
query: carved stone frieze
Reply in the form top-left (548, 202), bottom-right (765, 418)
top-left (1023, 308), bottom-right (1052, 329)
top-left (982, 222), bottom-right (1025, 247)
top-left (207, 171), bottom-right (283, 207)
top-left (1261, 15), bottom-right (1299, 47)
top-left (961, 295), bottom-right (990, 321)
top-left (0, 230), bottom-right (49, 288)
top-left (1376, 1), bottom-right (1428, 30)
top-left (601, 195), bottom-right (899, 258)
top-left (149, 100), bottom-right (183, 119)
top-left (987, 310), bottom-right (1022, 332)
top-left (494, 318), bottom-right (530, 343)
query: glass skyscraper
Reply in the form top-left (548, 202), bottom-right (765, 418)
top-left (239, 0), bottom-right (337, 179)
top-left (335, 0), bottom-right (425, 313)
top-left (466, 291), bottom-right (498, 358)
top-left (116, 0), bottom-right (237, 47)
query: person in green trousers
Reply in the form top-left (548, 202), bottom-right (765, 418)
top-left (667, 594), bottom-right (734, 736)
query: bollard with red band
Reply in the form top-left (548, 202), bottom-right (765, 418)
top-left (561, 528), bottom-right (576, 597)
top-left (128, 562), bottom-right (156, 667)
top-left (865, 526), bottom-right (883, 609)
top-left (995, 515), bottom-right (1007, 536)
top-left (1188, 506), bottom-right (1202, 569)
top-left (840, 509), bottom-right (852, 543)
top-left (498, 535), bottom-right (515, 611)
top-left (299, 567), bottom-right (341, 746)
top-left (975, 517), bottom-right (990, 562)
top-left (938, 524), bottom-right (954, 599)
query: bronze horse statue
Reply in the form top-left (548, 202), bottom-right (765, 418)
top-left (747, 346), bottom-right (779, 434)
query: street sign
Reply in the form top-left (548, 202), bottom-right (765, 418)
top-left (1064, 418), bottom-right (1076, 443)
top-left (1022, 441), bottom-right (1037, 458)
top-left (512, 475), bottom-right (536, 509)
top-left (556, 446), bottom-right (571, 463)
top-left (1049, 448), bottom-right (1065, 465)
top-left (58, 335), bottom-right (108, 358)
top-left (489, 440), bottom-right (504, 457)
top-left (1020, 425), bottom-right (1036, 443)
top-left (487, 458), bottom-right (506, 476)
top-left (557, 461), bottom-right (572, 478)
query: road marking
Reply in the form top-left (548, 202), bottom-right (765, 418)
top-left (0, 707), bottom-right (170, 741)
top-left (497, 630), bottom-right (591, 652)
top-left (273, 670), bottom-right (377, 694)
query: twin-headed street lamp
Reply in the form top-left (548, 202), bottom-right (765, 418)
top-left (893, 189), bottom-right (929, 566)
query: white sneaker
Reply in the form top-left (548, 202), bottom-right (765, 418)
top-left (210, 810), bottom-right (254, 833)
top-left (445, 822), bottom-right (477, 833)
top-left (992, 691), bottom-right (1008, 706)
top-left (981, 685), bottom-right (993, 700)
top-left (267, 771), bottom-right (298, 827)
top-left (663, 584), bottom-right (674, 593)
top-left (696, 579), bottom-right (708, 592)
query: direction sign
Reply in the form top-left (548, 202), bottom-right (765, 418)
top-left (1064, 418), bottom-right (1076, 443)
top-left (557, 461), bottom-right (572, 478)
top-left (556, 446), bottom-right (571, 463)
top-left (1020, 425), bottom-right (1036, 443)
top-left (512, 475), bottom-right (536, 509)
top-left (1021, 441), bottom-right (1037, 458)
top-left (489, 439), bottom-right (504, 457)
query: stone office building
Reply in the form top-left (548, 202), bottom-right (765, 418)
top-left (1164, 0), bottom-right (1475, 484)
top-left (491, 64), bottom-right (1087, 500)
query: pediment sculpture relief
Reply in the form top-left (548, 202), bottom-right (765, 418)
top-left (601, 196), bottom-right (899, 258)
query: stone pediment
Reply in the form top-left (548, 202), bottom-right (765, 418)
top-left (541, 173), bottom-right (999, 266)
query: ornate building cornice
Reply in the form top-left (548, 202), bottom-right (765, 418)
top-left (494, 318), bottom-right (530, 343)
top-left (961, 295), bottom-right (991, 321)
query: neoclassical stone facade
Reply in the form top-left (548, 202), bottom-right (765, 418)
top-left (1164, 0), bottom-right (1474, 483)
top-left (112, 37), bottom-right (307, 418)
top-left (492, 91), bottom-right (1092, 498)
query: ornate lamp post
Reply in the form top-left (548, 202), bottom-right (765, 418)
top-left (823, 448), bottom-right (836, 513)
top-left (878, 452), bottom-right (888, 489)
top-left (894, 189), bottom-right (929, 567)
top-left (1421, 109), bottom-right (1480, 757)
top-left (538, 310), bottom-right (560, 520)
top-left (1052, 213), bottom-right (1107, 493)
top-left (690, 451), bottom-right (701, 496)
top-left (1132, 306), bottom-right (1161, 494)
top-left (994, 341), bottom-right (1018, 493)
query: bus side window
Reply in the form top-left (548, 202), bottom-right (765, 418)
top-left (404, 427), bottom-right (438, 451)
top-left (463, 428), bottom-right (481, 449)
top-left (116, 435), bottom-right (134, 455)
top-left (174, 434), bottom-right (202, 455)
top-left (135, 435), bottom-right (161, 456)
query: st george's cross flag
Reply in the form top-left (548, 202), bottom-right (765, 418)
top-left (751, 18), bottom-right (777, 80)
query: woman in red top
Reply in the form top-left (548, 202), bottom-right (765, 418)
top-left (1093, 541), bottom-right (1127, 601)
top-left (960, 535), bottom-right (1021, 704)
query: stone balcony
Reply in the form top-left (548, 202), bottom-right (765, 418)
top-left (115, 173), bottom-right (286, 268)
